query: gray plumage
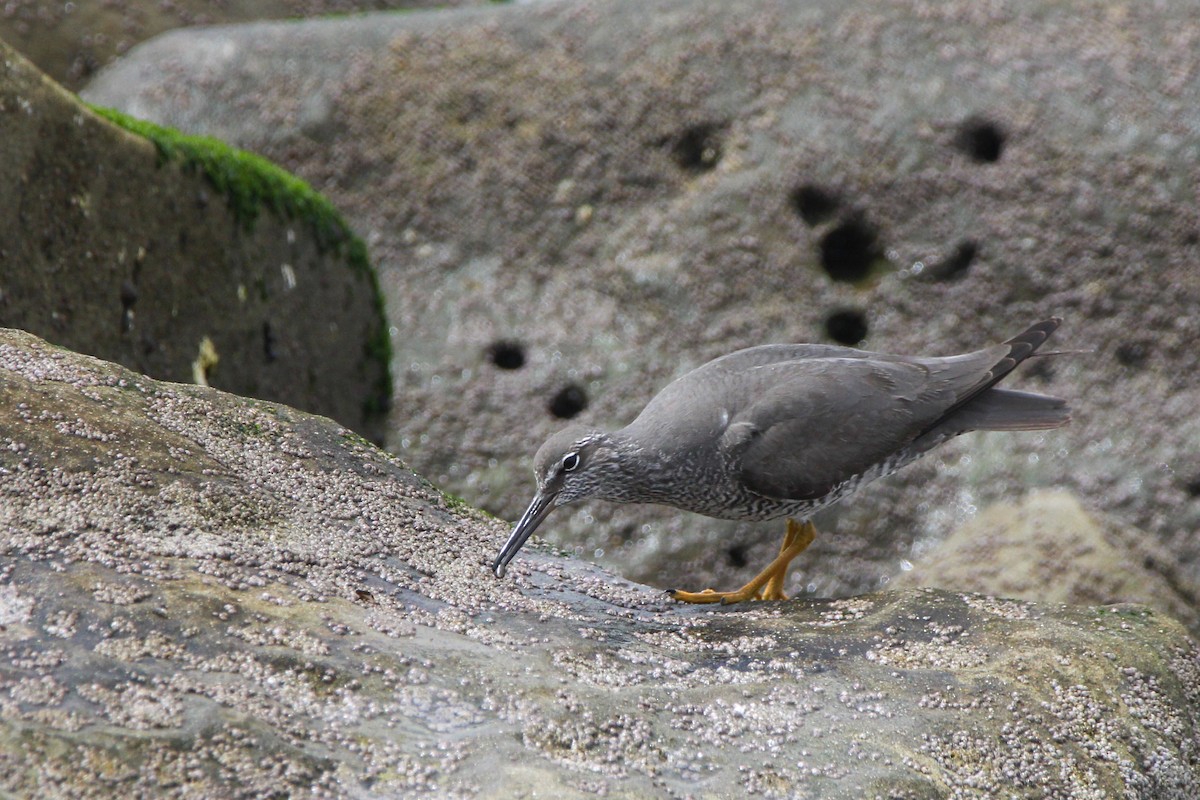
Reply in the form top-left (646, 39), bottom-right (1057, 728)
top-left (493, 318), bottom-right (1069, 580)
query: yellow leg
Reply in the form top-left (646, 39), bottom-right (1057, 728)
top-left (758, 520), bottom-right (803, 601)
top-left (670, 519), bottom-right (816, 605)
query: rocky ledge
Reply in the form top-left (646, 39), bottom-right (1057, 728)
top-left (1, 327), bottom-right (1197, 798)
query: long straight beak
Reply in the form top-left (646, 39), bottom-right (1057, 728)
top-left (492, 490), bottom-right (557, 578)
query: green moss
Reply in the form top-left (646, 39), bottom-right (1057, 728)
top-left (437, 490), bottom-right (499, 522)
top-left (339, 430), bottom-right (373, 448)
top-left (91, 106), bottom-right (336, 246)
top-left (1094, 606), bottom-right (1154, 620)
top-left (234, 421), bottom-right (266, 437)
top-left (441, 491), bottom-right (475, 516)
top-left (89, 104), bottom-right (393, 419)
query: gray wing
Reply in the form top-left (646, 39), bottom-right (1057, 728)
top-left (722, 348), bottom-right (1008, 501)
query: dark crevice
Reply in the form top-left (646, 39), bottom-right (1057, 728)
top-left (726, 545), bottom-right (748, 569)
top-left (668, 123), bottom-right (723, 172)
top-left (549, 384), bottom-right (588, 419)
top-left (119, 280), bottom-right (137, 335)
top-left (925, 239), bottom-right (978, 281)
top-left (789, 184), bottom-right (839, 226)
top-left (819, 215), bottom-right (882, 284)
top-left (1115, 342), bottom-right (1148, 368)
top-left (140, 333), bottom-right (158, 356)
top-left (487, 340), bottom-right (526, 370)
top-left (825, 309), bottom-right (868, 345)
top-left (263, 321), bottom-right (279, 363)
top-left (955, 116), bottom-right (1006, 163)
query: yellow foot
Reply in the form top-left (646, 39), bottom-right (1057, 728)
top-left (670, 519), bottom-right (816, 605)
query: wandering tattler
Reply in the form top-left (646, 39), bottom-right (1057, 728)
top-left (492, 318), bottom-right (1069, 603)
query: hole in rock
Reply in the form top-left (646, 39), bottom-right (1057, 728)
top-left (1114, 342), bottom-right (1148, 368)
top-left (670, 123), bottom-right (723, 172)
top-left (487, 341), bottom-right (527, 370)
top-left (926, 240), bottom-right (978, 281)
top-left (548, 384), bottom-right (588, 419)
top-left (825, 309), bottom-right (868, 345)
top-left (956, 116), bottom-right (1006, 163)
top-left (789, 183), bottom-right (839, 225)
top-left (819, 216), bottom-right (882, 283)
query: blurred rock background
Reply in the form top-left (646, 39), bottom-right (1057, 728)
top-left (0, 0), bottom-right (488, 90)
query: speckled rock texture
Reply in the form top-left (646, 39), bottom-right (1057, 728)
top-left (0, 0), bottom-right (491, 90)
top-left (82, 0), bottom-right (1200, 617)
top-left (1, 41), bottom-right (389, 442)
top-left (897, 490), bottom-right (1200, 632)
top-left (2, 328), bottom-right (1199, 798)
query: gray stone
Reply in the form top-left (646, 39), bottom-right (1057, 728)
top-left (82, 0), bottom-right (1200, 615)
top-left (1, 327), bottom-right (1199, 798)
top-left (0, 0), bottom-right (491, 90)
top-left (896, 490), bottom-right (1200, 632)
top-left (1, 41), bottom-right (389, 442)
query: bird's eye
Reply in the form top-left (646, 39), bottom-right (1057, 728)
top-left (561, 452), bottom-right (581, 472)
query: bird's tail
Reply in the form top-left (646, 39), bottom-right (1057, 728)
top-left (952, 387), bottom-right (1070, 431)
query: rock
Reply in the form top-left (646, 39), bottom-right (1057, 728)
top-left (1, 328), bottom-right (1199, 798)
top-left (895, 490), bottom-right (1200, 632)
top-left (82, 0), bottom-right (1200, 611)
top-left (0, 0), bottom-right (488, 90)
top-left (0, 41), bottom-right (390, 442)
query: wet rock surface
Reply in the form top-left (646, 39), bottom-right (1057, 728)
top-left (81, 0), bottom-right (1200, 608)
top-left (2, 328), bottom-right (1198, 798)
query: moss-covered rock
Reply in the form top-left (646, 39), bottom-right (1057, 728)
top-left (0, 41), bottom-right (389, 442)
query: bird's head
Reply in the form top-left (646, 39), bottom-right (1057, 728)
top-left (491, 426), bottom-right (612, 578)
top-left (531, 426), bottom-right (613, 504)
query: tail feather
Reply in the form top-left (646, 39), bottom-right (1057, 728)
top-left (951, 388), bottom-right (1070, 432)
top-left (905, 318), bottom-right (1070, 457)
top-left (981, 317), bottom-right (1062, 395)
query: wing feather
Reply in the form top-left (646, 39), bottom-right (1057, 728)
top-left (725, 348), bottom-right (1006, 501)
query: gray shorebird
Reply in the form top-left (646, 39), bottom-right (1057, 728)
top-left (492, 318), bottom-right (1069, 604)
